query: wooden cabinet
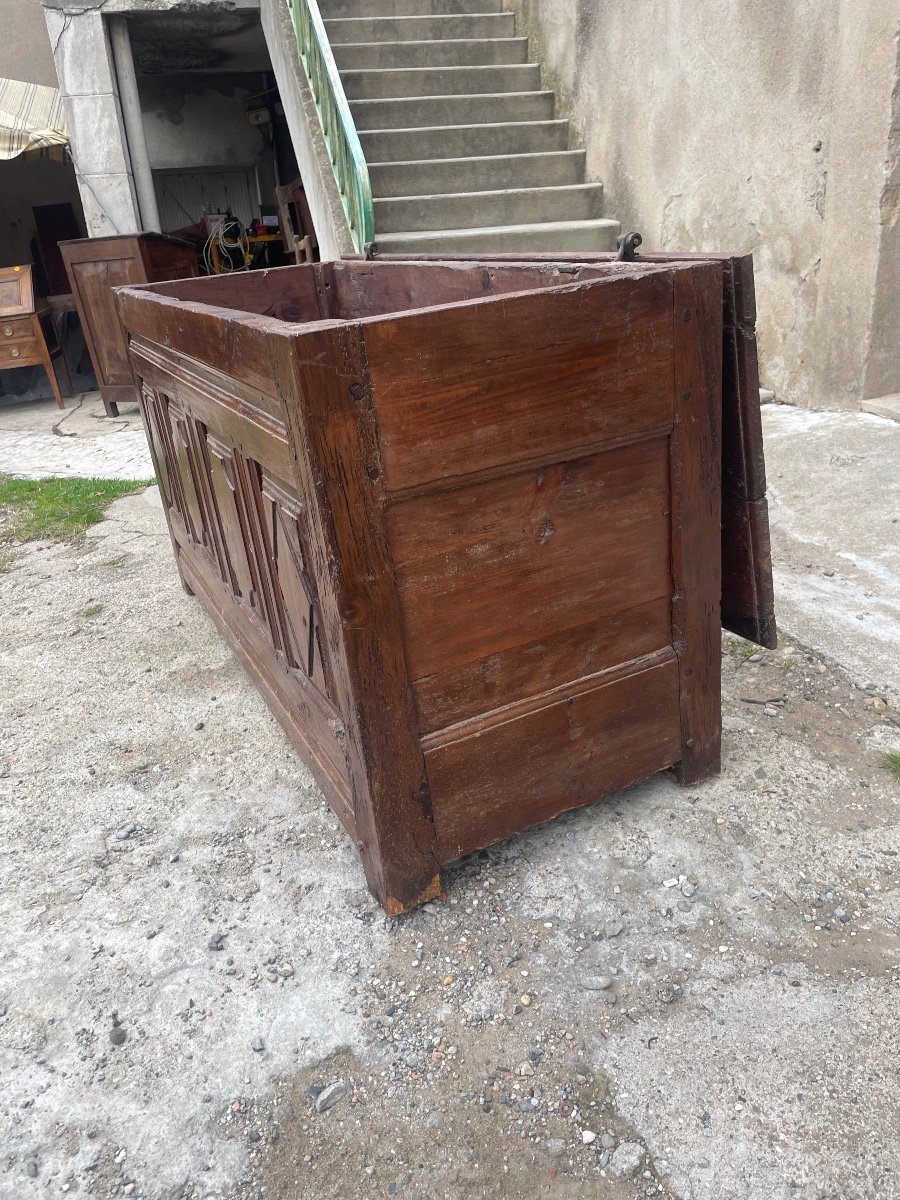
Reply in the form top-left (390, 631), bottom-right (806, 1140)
top-left (116, 258), bottom-right (729, 912)
top-left (60, 233), bottom-right (198, 416)
top-left (0, 264), bottom-right (72, 409)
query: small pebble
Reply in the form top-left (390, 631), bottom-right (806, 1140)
top-left (581, 975), bottom-right (613, 991)
top-left (314, 1081), bottom-right (346, 1113)
top-left (109, 1027), bottom-right (126, 1046)
top-left (520, 994), bottom-right (532, 1007)
top-left (251, 1037), bottom-right (264, 1053)
top-left (582, 1130), bottom-right (596, 1145)
top-left (609, 1141), bottom-right (644, 1179)
top-left (26, 1161), bottom-right (38, 1178)
top-left (208, 933), bottom-right (226, 951)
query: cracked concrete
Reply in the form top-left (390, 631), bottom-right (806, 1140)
top-left (0, 392), bottom-right (152, 481)
top-left (0, 400), bottom-right (898, 1199)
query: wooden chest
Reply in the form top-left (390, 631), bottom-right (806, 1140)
top-left (60, 233), bottom-right (198, 417)
top-left (117, 258), bottom-right (729, 912)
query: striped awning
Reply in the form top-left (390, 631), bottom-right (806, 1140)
top-left (0, 78), bottom-right (69, 162)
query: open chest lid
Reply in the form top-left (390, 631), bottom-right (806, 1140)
top-left (362, 248), bottom-right (776, 650)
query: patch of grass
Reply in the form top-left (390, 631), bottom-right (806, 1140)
top-left (882, 752), bottom-right (900, 782)
top-left (82, 603), bottom-right (104, 618)
top-left (0, 476), bottom-right (151, 545)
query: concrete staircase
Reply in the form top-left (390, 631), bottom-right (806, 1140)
top-left (318, 0), bottom-right (619, 253)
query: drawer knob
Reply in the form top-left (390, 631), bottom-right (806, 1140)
top-left (2, 326), bottom-right (12, 337)
top-left (9, 346), bottom-right (20, 358)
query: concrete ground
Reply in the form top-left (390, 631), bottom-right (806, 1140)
top-left (0, 398), bottom-right (898, 1200)
top-left (0, 393), bottom-right (153, 481)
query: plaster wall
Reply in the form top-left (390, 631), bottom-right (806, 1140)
top-left (504, 0), bottom-right (900, 410)
top-left (138, 74), bottom-right (271, 174)
top-left (0, 0), bottom-right (58, 85)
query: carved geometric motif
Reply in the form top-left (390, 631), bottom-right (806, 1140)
top-left (259, 470), bottom-right (331, 700)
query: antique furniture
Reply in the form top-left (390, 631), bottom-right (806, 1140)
top-left (60, 232), bottom-right (198, 417)
top-left (117, 257), bottom-right (737, 912)
top-left (0, 264), bottom-right (72, 408)
top-left (275, 176), bottom-right (318, 263)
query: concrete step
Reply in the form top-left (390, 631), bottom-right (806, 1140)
top-left (340, 63), bottom-right (541, 99)
top-left (375, 218), bottom-right (622, 254)
top-left (351, 90), bottom-right (555, 130)
top-left (321, 0), bottom-right (501, 15)
top-left (332, 38), bottom-right (529, 70)
top-left (362, 120), bottom-right (568, 162)
top-left (325, 14), bottom-right (515, 43)
top-left (374, 183), bottom-right (604, 233)
top-left (369, 150), bottom-right (587, 196)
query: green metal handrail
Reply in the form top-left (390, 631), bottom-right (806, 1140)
top-left (286, 0), bottom-right (375, 253)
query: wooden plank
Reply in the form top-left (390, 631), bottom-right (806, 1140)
top-left (427, 656), bottom-right (682, 862)
top-left (670, 262), bottom-right (724, 784)
top-left (330, 258), bottom-right (666, 319)
top-left (722, 496), bottom-right (777, 648)
top-left (387, 438), bottom-right (672, 681)
top-left (270, 322), bottom-right (442, 914)
top-left (146, 263), bottom-right (325, 323)
top-left (363, 270), bottom-right (675, 493)
top-left (412, 596), bottom-right (672, 735)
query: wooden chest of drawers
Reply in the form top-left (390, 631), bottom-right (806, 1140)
top-left (0, 265), bottom-right (71, 407)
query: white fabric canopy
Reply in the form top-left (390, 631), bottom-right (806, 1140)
top-left (0, 77), bottom-right (68, 161)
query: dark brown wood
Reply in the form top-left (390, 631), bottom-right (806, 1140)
top-left (60, 233), bottom-right (198, 417)
top-left (117, 259), bottom-right (724, 910)
top-left (427, 655), bottom-right (682, 861)
top-left (0, 264), bottom-right (72, 409)
top-left (276, 324), bottom-right (441, 913)
top-left (373, 249), bottom-right (776, 650)
top-left (32, 202), bottom-right (82, 297)
top-left (670, 263), bottom-right (724, 783)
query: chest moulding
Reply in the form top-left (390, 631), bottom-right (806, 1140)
top-left (115, 257), bottom-right (771, 913)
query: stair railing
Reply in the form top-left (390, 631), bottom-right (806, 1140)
top-left (286, 0), bottom-right (375, 253)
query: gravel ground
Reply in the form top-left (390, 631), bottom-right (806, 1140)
top-left (1, 486), bottom-right (899, 1200)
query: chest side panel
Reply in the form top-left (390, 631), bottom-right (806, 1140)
top-left (370, 270), bottom-right (719, 862)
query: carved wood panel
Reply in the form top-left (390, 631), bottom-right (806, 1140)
top-left (138, 371), bottom-right (335, 708)
top-left (259, 471), bottom-right (331, 700)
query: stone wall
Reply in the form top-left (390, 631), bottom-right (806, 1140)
top-left (504, 0), bottom-right (900, 410)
